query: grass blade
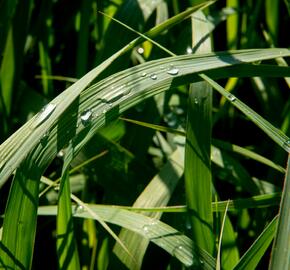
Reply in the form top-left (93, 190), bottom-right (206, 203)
top-left (185, 10), bottom-right (214, 255)
top-left (199, 73), bottom-right (290, 153)
top-left (269, 155), bottom-right (290, 269)
top-left (113, 147), bottom-right (184, 269)
top-left (38, 204), bottom-right (216, 269)
top-left (0, 156), bottom-right (40, 269)
top-left (216, 200), bottom-right (230, 270)
top-left (234, 216), bottom-right (278, 270)
top-left (57, 165), bottom-right (80, 269)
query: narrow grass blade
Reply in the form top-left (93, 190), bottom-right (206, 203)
top-left (121, 118), bottom-right (286, 173)
top-left (57, 167), bottom-right (80, 269)
top-left (185, 10), bottom-right (214, 255)
top-left (233, 216), bottom-right (278, 270)
top-left (113, 147), bottom-right (184, 269)
top-left (216, 200), bottom-right (230, 270)
top-left (269, 155), bottom-right (290, 269)
top-left (38, 205), bottom-right (216, 269)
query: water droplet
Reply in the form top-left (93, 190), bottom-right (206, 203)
top-left (186, 47), bottom-right (193, 54)
top-left (74, 204), bottom-right (85, 214)
top-left (122, 88), bottom-right (131, 96)
top-left (80, 109), bottom-right (92, 126)
top-left (137, 47), bottom-right (144, 54)
top-left (150, 73), bottom-right (157, 80)
top-left (228, 94), bottom-right (236, 102)
top-left (141, 72), bottom-right (147, 77)
top-left (32, 103), bottom-right (56, 129)
top-left (142, 225), bottom-right (150, 234)
top-left (40, 131), bottom-right (50, 146)
top-left (160, 66), bottom-right (165, 70)
top-left (57, 150), bottom-right (65, 158)
top-left (167, 67), bottom-right (179, 75)
top-left (194, 98), bottom-right (199, 104)
top-left (200, 260), bottom-right (204, 265)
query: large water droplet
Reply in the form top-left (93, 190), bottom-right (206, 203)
top-left (141, 72), bottom-right (147, 77)
top-left (228, 94), bottom-right (236, 102)
top-left (32, 103), bottom-right (56, 129)
top-left (167, 67), bottom-right (179, 75)
top-left (74, 204), bottom-right (85, 214)
top-left (80, 109), bottom-right (92, 126)
top-left (150, 73), bottom-right (157, 80)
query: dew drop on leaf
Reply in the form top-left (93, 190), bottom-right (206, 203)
top-left (167, 67), bottom-right (179, 75)
top-left (122, 88), bottom-right (131, 96)
top-left (150, 73), bottom-right (157, 80)
top-left (228, 94), bottom-right (236, 102)
top-left (80, 109), bottom-right (93, 126)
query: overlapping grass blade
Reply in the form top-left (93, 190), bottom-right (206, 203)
top-left (1, 48), bottom-right (289, 268)
top-left (38, 204), bottom-right (216, 269)
top-left (0, 1), bottom-right (216, 187)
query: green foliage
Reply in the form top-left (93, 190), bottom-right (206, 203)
top-left (0, 1), bottom-right (290, 269)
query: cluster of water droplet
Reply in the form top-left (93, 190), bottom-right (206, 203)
top-left (141, 220), bottom-right (159, 237)
top-left (140, 64), bottom-right (180, 82)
